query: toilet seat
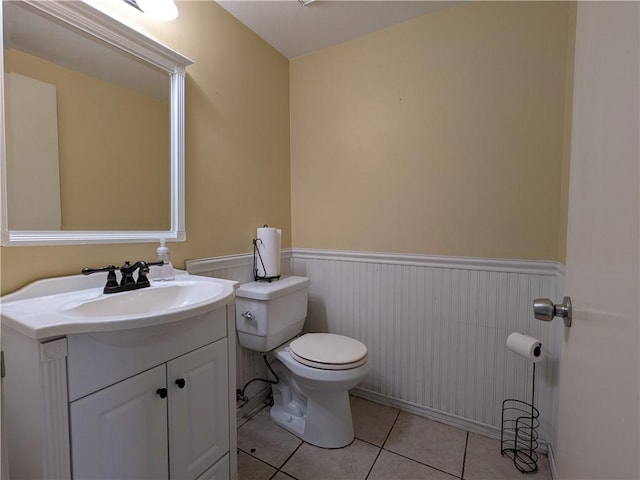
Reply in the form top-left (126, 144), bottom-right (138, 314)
top-left (289, 333), bottom-right (368, 370)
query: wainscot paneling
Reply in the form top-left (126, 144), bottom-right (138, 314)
top-left (187, 249), bottom-right (562, 449)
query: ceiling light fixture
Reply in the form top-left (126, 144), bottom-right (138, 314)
top-left (123, 0), bottom-right (178, 21)
top-left (298, 0), bottom-right (318, 6)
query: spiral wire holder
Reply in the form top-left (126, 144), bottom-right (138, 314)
top-left (500, 363), bottom-right (540, 474)
top-left (253, 238), bottom-right (280, 282)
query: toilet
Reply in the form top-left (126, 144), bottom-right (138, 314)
top-left (235, 276), bottom-right (369, 448)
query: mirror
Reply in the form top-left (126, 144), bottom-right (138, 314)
top-left (0, 1), bottom-right (192, 245)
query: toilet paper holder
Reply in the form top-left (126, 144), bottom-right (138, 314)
top-left (500, 363), bottom-right (540, 474)
top-left (533, 296), bottom-right (572, 327)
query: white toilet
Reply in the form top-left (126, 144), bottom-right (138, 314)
top-left (235, 276), bottom-right (369, 448)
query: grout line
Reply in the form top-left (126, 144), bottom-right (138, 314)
top-left (356, 437), bottom-right (385, 449)
top-left (272, 440), bottom-right (304, 478)
top-left (364, 409), bottom-right (402, 479)
top-left (380, 409), bottom-right (401, 448)
top-left (460, 431), bottom-right (469, 479)
top-left (379, 447), bottom-right (461, 479)
top-left (237, 447), bottom-right (283, 474)
top-left (363, 445), bottom-right (383, 480)
top-left (354, 410), bottom-right (401, 449)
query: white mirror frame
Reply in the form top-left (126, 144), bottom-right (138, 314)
top-left (0, 0), bottom-right (193, 246)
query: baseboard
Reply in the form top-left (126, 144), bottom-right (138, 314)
top-left (351, 387), bottom-right (549, 454)
top-left (236, 386), bottom-right (271, 425)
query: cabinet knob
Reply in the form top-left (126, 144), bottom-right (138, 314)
top-left (175, 378), bottom-right (186, 389)
top-left (156, 388), bottom-right (168, 399)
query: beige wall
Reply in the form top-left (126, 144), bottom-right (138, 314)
top-left (557, 4), bottom-right (577, 264)
top-left (1, 1), bottom-right (574, 294)
top-left (1, 1), bottom-right (291, 294)
top-left (290, 2), bottom-right (573, 261)
top-left (5, 48), bottom-right (170, 231)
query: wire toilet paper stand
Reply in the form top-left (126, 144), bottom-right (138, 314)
top-left (252, 238), bottom-right (280, 282)
top-left (500, 362), bottom-right (540, 473)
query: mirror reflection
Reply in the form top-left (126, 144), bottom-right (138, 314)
top-left (3, 1), bottom-right (171, 232)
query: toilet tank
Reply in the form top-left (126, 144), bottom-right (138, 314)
top-left (235, 276), bottom-right (309, 352)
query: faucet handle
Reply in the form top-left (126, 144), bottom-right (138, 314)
top-left (81, 265), bottom-right (118, 291)
top-left (81, 265), bottom-right (117, 275)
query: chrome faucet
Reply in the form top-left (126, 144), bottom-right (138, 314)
top-left (82, 260), bottom-right (164, 294)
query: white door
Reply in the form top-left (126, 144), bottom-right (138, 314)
top-left (556, 2), bottom-right (639, 479)
top-left (168, 340), bottom-right (229, 480)
top-left (70, 365), bottom-right (169, 479)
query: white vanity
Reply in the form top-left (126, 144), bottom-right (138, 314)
top-left (1, 273), bottom-right (239, 480)
top-left (0, 2), bottom-right (231, 476)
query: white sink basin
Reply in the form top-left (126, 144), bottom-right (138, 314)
top-left (1, 273), bottom-right (238, 339)
top-left (61, 281), bottom-right (224, 318)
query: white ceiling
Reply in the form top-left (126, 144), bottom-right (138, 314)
top-left (215, 1), bottom-right (457, 60)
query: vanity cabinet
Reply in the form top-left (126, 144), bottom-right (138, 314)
top-left (71, 340), bottom-right (228, 479)
top-left (2, 303), bottom-right (237, 480)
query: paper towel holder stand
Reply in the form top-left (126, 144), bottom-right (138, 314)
top-left (533, 296), bottom-right (572, 327)
top-left (252, 237), bottom-right (280, 282)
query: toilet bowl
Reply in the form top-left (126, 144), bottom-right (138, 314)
top-left (269, 333), bottom-right (369, 448)
top-left (235, 277), bottom-right (369, 448)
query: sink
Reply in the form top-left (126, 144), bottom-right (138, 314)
top-left (60, 281), bottom-right (225, 318)
top-left (1, 273), bottom-right (238, 339)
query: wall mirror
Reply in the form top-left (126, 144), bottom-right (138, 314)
top-left (1, 0), bottom-right (192, 245)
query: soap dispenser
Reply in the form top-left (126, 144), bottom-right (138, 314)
top-left (152, 239), bottom-right (175, 281)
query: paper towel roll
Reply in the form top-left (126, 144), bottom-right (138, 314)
top-left (256, 226), bottom-right (281, 278)
top-left (506, 332), bottom-right (544, 363)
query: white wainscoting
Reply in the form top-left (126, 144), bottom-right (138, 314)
top-left (187, 249), bottom-right (563, 448)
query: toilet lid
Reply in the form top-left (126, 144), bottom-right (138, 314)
top-left (289, 333), bottom-right (368, 370)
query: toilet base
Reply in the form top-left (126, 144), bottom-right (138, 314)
top-left (269, 355), bottom-right (359, 449)
top-left (270, 390), bottom-right (355, 449)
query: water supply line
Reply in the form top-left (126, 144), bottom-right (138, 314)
top-left (236, 353), bottom-right (279, 403)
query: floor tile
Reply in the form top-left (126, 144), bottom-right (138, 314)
top-left (463, 432), bottom-right (552, 480)
top-left (281, 439), bottom-right (379, 480)
top-left (350, 396), bottom-right (400, 446)
top-left (368, 449), bottom-right (459, 480)
top-left (238, 407), bottom-right (303, 468)
top-left (384, 412), bottom-right (467, 477)
top-left (237, 450), bottom-right (277, 480)
top-left (271, 472), bottom-right (297, 480)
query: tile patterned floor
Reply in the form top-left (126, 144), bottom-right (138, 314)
top-left (237, 395), bottom-right (552, 480)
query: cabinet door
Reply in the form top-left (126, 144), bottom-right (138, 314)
top-left (168, 340), bottom-right (229, 480)
top-left (70, 365), bottom-right (169, 479)
top-left (196, 454), bottom-right (229, 480)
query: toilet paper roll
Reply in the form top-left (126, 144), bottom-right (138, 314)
top-left (256, 226), bottom-right (281, 278)
top-left (506, 332), bottom-right (544, 363)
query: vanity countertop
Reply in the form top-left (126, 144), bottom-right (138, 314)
top-left (1, 273), bottom-right (238, 340)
